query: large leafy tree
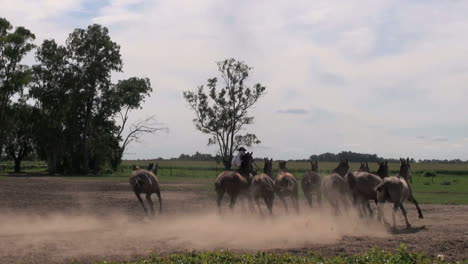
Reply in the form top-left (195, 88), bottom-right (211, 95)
top-left (31, 25), bottom-right (158, 174)
top-left (0, 17), bottom-right (35, 155)
top-left (30, 39), bottom-right (73, 174)
top-left (183, 58), bottom-right (266, 170)
top-left (66, 24), bottom-right (122, 173)
top-left (4, 103), bottom-right (38, 172)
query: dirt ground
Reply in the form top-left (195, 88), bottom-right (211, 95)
top-left (0, 177), bottom-right (466, 263)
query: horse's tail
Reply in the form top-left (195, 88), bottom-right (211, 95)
top-left (375, 180), bottom-right (388, 192)
top-left (214, 179), bottom-right (222, 193)
top-left (285, 177), bottom-right (296, 192)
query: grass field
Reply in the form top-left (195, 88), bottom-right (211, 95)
top-left (92, 245), bottom-right (452, 264)
top-left (1, 160), bottom-right (467, 204)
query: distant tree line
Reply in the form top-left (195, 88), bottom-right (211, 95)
top-left (174, 152), bottom-right (218, 161)
top-left (0, 18), bottom-right (162, 174)
top-left (305, 151), bottom-right (466, 163)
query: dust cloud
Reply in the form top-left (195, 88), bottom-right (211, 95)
top-left (0, 208), bottom-right (388, 263)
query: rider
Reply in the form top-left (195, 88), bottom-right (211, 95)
top-left (231, 147), bottom-right (258, 176)
top-left (231, 147), bottom-right (246, 169)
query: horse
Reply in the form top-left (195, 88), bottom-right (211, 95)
top-left (214, 152), bottom-right (254, 211)
top-left (301, 160), bottom-right (321, 208)
top-left (375, 158), bottom-right (423, 229)
top-left (321, 159), bottom-right (352, 215)
top-left (274, 161), bottom-right (299, 213)
top-left (129, 163), bottom-right (162, 216)
top-left (349, 161), bottom-right (389, 217)
top-left (250, 158), bottom-right (275, 214)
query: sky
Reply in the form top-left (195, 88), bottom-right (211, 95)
top-left (2, 0), bottom-right (468, 160)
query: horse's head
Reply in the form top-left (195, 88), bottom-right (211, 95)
top-left (278, 160), bottom-right (287, 172)
top-left (132, 165), bottom-right (140, 171)
top-left (376, 161), bottom-right (389, 179)
top-left (310, 160), bottom-right (318, 172)
top-left (332, 159), bottom-right (349, 177)
top-left (263, 158), bottom-right (273, 177)
top-left (358, 162), bottom-right (370, 172)
top-left (399, 157), bottom-right (411, 181)
top-left (147, 163), bottom-right (159, 175)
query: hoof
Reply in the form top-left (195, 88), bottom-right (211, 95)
top-left (418, 215), bottom-right (424, 219)
top-left (406, 224), bottom-right (412, 229)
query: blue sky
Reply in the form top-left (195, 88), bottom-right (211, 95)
top-left (2, 0), bottom-right (468, 160)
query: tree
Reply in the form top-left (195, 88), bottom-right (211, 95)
top-left (66, 24), bottom-right (122, 173)
top-left (4, 103), bottom-right (37, 172)
top-left (30, 39), bottom-right (73, 174)
top-left (0, 17), bottom-right (35, 155)
top-left (183, 58), bottom-right (266, 170)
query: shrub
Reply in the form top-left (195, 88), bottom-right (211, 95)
top-left (422, 171), bottom-right (437, 183)
top-left (422, 171), bottom-right (437, 177)
top-left (423, 182), bottom-right (431, 185)
top-left (440, 181), bottom-right (451, 186)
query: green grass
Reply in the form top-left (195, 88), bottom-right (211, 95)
top-left (2, 160), bottom-right (468, 205)
top-left (88, 244), bottom-right (456, 264)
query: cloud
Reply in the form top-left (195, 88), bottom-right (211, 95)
top-left (277, 108), bottom-right (309, 115)
top-left (432, 136), bottom-right (448, 142)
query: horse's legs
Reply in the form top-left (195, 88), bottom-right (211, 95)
top-left (304, 191), bottom-right (312, 208)
top-left (255, 196), bottom-right (263, 215)
top-left (293, 190), bottom-right (300, 214)
top-left (279, 194), bottom-right (288, 213)
top-left (317, 189), bottom-right (322, 206)
top-left (407, 193), bottom-right (424, 219)
top-left (155, 190), bottom-right (162, 213)
top-left (145, 193), bottom-right (154, 215)
top-left (263, 195), bottom-right (273, 214)
top-left (230, 193), bottom-right (238, 209)
top-left (392, 203), bottom-right (399, 228)
top-left (377, 201), bottom-right (384, 222)
top-left (134, 192), bottom-right (148, 215)
top-left (399, 204), bottom-right (411, 228)
top-left (365, 200), bottom-right (373, 218)
top-left (216, 189), bottom-right (225, 210)
top-left (246, 192), bottom-right (255, 213)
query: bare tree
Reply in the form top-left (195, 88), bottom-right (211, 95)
top-left (111, 111), bottom-right (167, 170)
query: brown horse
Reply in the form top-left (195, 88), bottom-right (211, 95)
top-left (375, 158), bottom-right (423, 229)
top-left (215, 152), bottom-right (253, 210)
top-left (274, 161), bottom-right (299, 213)
top-left (250, 158), bottom-right (275, 214)
top-left (321, 160), bottom-right (352, 215)
top-left (129, 163), bottom-right (162, 215)
top-left (350, 161), bottom-right (389, 217)
top-left (301, 160), bottom-right (321, 208)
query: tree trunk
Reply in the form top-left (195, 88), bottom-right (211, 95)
top-left (46, 151), bottom-right (58, 175)
top-left (14, 158), bottom-right (21, 173)
top-left (223, 159), bottom-right (231, 171)
top-left (81, 102), bottom-right (92, 174)
top-left (111, 148), bottom-right (123, 171)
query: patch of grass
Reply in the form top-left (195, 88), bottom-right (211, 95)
top-left (410, 192), bottom-right (468, 205)
top-left (91, 244), bottom-right (454, 264)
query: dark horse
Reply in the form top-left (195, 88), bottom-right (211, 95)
top-left (129, 163), bottom-right (162, 215)
top-left (301, 160), bottom-right (321, 208)
top-left (215, 152), bottom-right (253, 210)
